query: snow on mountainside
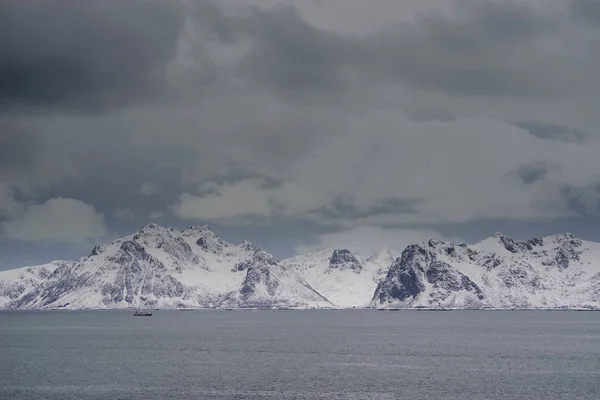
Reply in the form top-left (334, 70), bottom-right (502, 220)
top-left (0, 261), bottom-right (72, 308)
top-left (1, 227), bottom-right (599, 310)
top-left (0, 224), bottom-right (326, 309)
top-left (221, 250), bottom-right (333, 309)
top-left (281, 248), bottom-right (400, 308)
top-left (371, 232), bottom-right (600, 309)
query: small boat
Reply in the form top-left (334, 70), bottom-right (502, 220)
top-left (133, 310), bottom-right (152, 316)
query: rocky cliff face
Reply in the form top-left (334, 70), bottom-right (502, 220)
top-left (328, 249), bottom-right (363, 272)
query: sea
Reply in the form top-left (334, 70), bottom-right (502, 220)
top-left (0, 310), bottom-right (598, 399)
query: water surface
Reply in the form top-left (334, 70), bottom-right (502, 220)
top-left (1, 310), bottom-right (598, 399)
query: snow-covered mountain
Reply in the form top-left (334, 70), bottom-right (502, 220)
top-left (371, 233), bottom-right (600, 309)
top-left (1, 226), bottom-right (599, 309)
top-left (0, 224), bottom-right (330, 309)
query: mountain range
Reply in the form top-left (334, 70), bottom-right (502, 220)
top-left (1, 224), bottom-right (599, 310)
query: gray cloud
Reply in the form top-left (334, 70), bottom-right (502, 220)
top-left (228, 0), bottom-right (571, 99)
top-left (238, 6), bottom-right (355, 96)
top-left (514, 163), bottom-right (550, 184)
top-left (0, 121), bottom-right (81, 192)
top-left (0, 122), bottom-right (36, 169)
top-left (559, 184), bottom-right (600, 216)
top-left (1, 0), bottom-right (600, 266)
top-left (1, 197), bottom-right (110, 244)
top-left (514, 121), bottom-right (586, 143)
top-left (372, 0), bottom-right (562, 96)
top-left (317, 196), bottom-right (422, 221)
top-left (570, 0), bottom-right (600, 26)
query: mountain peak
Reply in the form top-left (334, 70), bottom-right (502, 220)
top-left (240, 240), bottom-right (258, 252)
top-left (141, 222), bottom-right (162, 230)
top-left (251, 249), bottom-right (279, 265)
top-left (329, 249), bottom-right (363, 272)
top-left (137, 223), bottom-right (168, 234)
top-left (180, 225), bottom-right (213, 235)
top-left (548, 232), bottom-right (575, 241)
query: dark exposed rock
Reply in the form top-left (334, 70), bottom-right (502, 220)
top-left (328, 249), bottom-right (363, 272)
top-left (371, 244), bottom-right (431, 305)
top-left (240, 240), bottom-right (257, 252)
top-left (158, 236), bottom-right (200, 265)
top-left (232, 260), bottom-right (251, 272)
top-left (236, 251), bottom-right (282, 300)
top-left (196, 236), bottom-right (223, 253)
top-left (499, 235), bottom-right (531, 253)
top-left (499, 265), bottom-right (542, 290)
top-left (482, 255), bottom-right (503, 270)
top-left (426, 261), bottom-right (484, 301)
top-left (240, 265), bottom-right (278, 298)
top-left (494, 233), bottom-right (546, 253)
top-left (372, 243), bottom-right (488, 307)
top-left (196, 237), bottom-right (211, 251)
top-left (554, 241), bottom-right (581, 269)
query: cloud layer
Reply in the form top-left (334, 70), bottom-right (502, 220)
top-left (295, 226), bottom-right (450, 255)
top-left (1, 0), bottom-right (599, 263)
top-left (1, 198), bottom-right (109, 244)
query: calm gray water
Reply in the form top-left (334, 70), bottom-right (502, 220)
top-left (0, 310), bottom-right (599, 400)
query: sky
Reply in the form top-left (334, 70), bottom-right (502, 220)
top-left (1, 0), bottom-right (600, 269)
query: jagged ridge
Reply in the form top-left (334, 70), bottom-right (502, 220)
top-left (0, 224), bottom-right (324, 309)
top-left (371, 233), bottom-right (600, 309)
top-left (1, 229), bottom-right (599, 310)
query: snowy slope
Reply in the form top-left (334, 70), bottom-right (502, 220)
top-left (371, 233), bottom-right (600, 309)
top-left (221, 250), bottom-right (333, 309)
top-left (0, 261), bottom-right (71, 308)
top-left (2, 228), bottom-right (599, 310)
top-left (281, 248), bottom-right (399, 308)
top-left (0, 224), bottom-right (343, 310)
top-left (1, 224), bottom-right (263, 309)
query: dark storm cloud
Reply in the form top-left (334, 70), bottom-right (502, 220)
top-left (0, 0), bottom-right (185, 112)
top-left (232, 0), bottom-right (575, 99)
top-left (372, 0), bottom-right (560, 96)
top-left (232, 0), bottom-right (561, 98)
top-left (238, 6), bottom-right (353, 94)
top-left (514, 122), bottom-right (586, 143)
top-left (0, 121), bottom-right (81, 189)
top-left (0, 0), bottom-right (588, 116)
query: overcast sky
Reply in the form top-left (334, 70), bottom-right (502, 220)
top-left (1, 0), bottom-right (600, 269)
